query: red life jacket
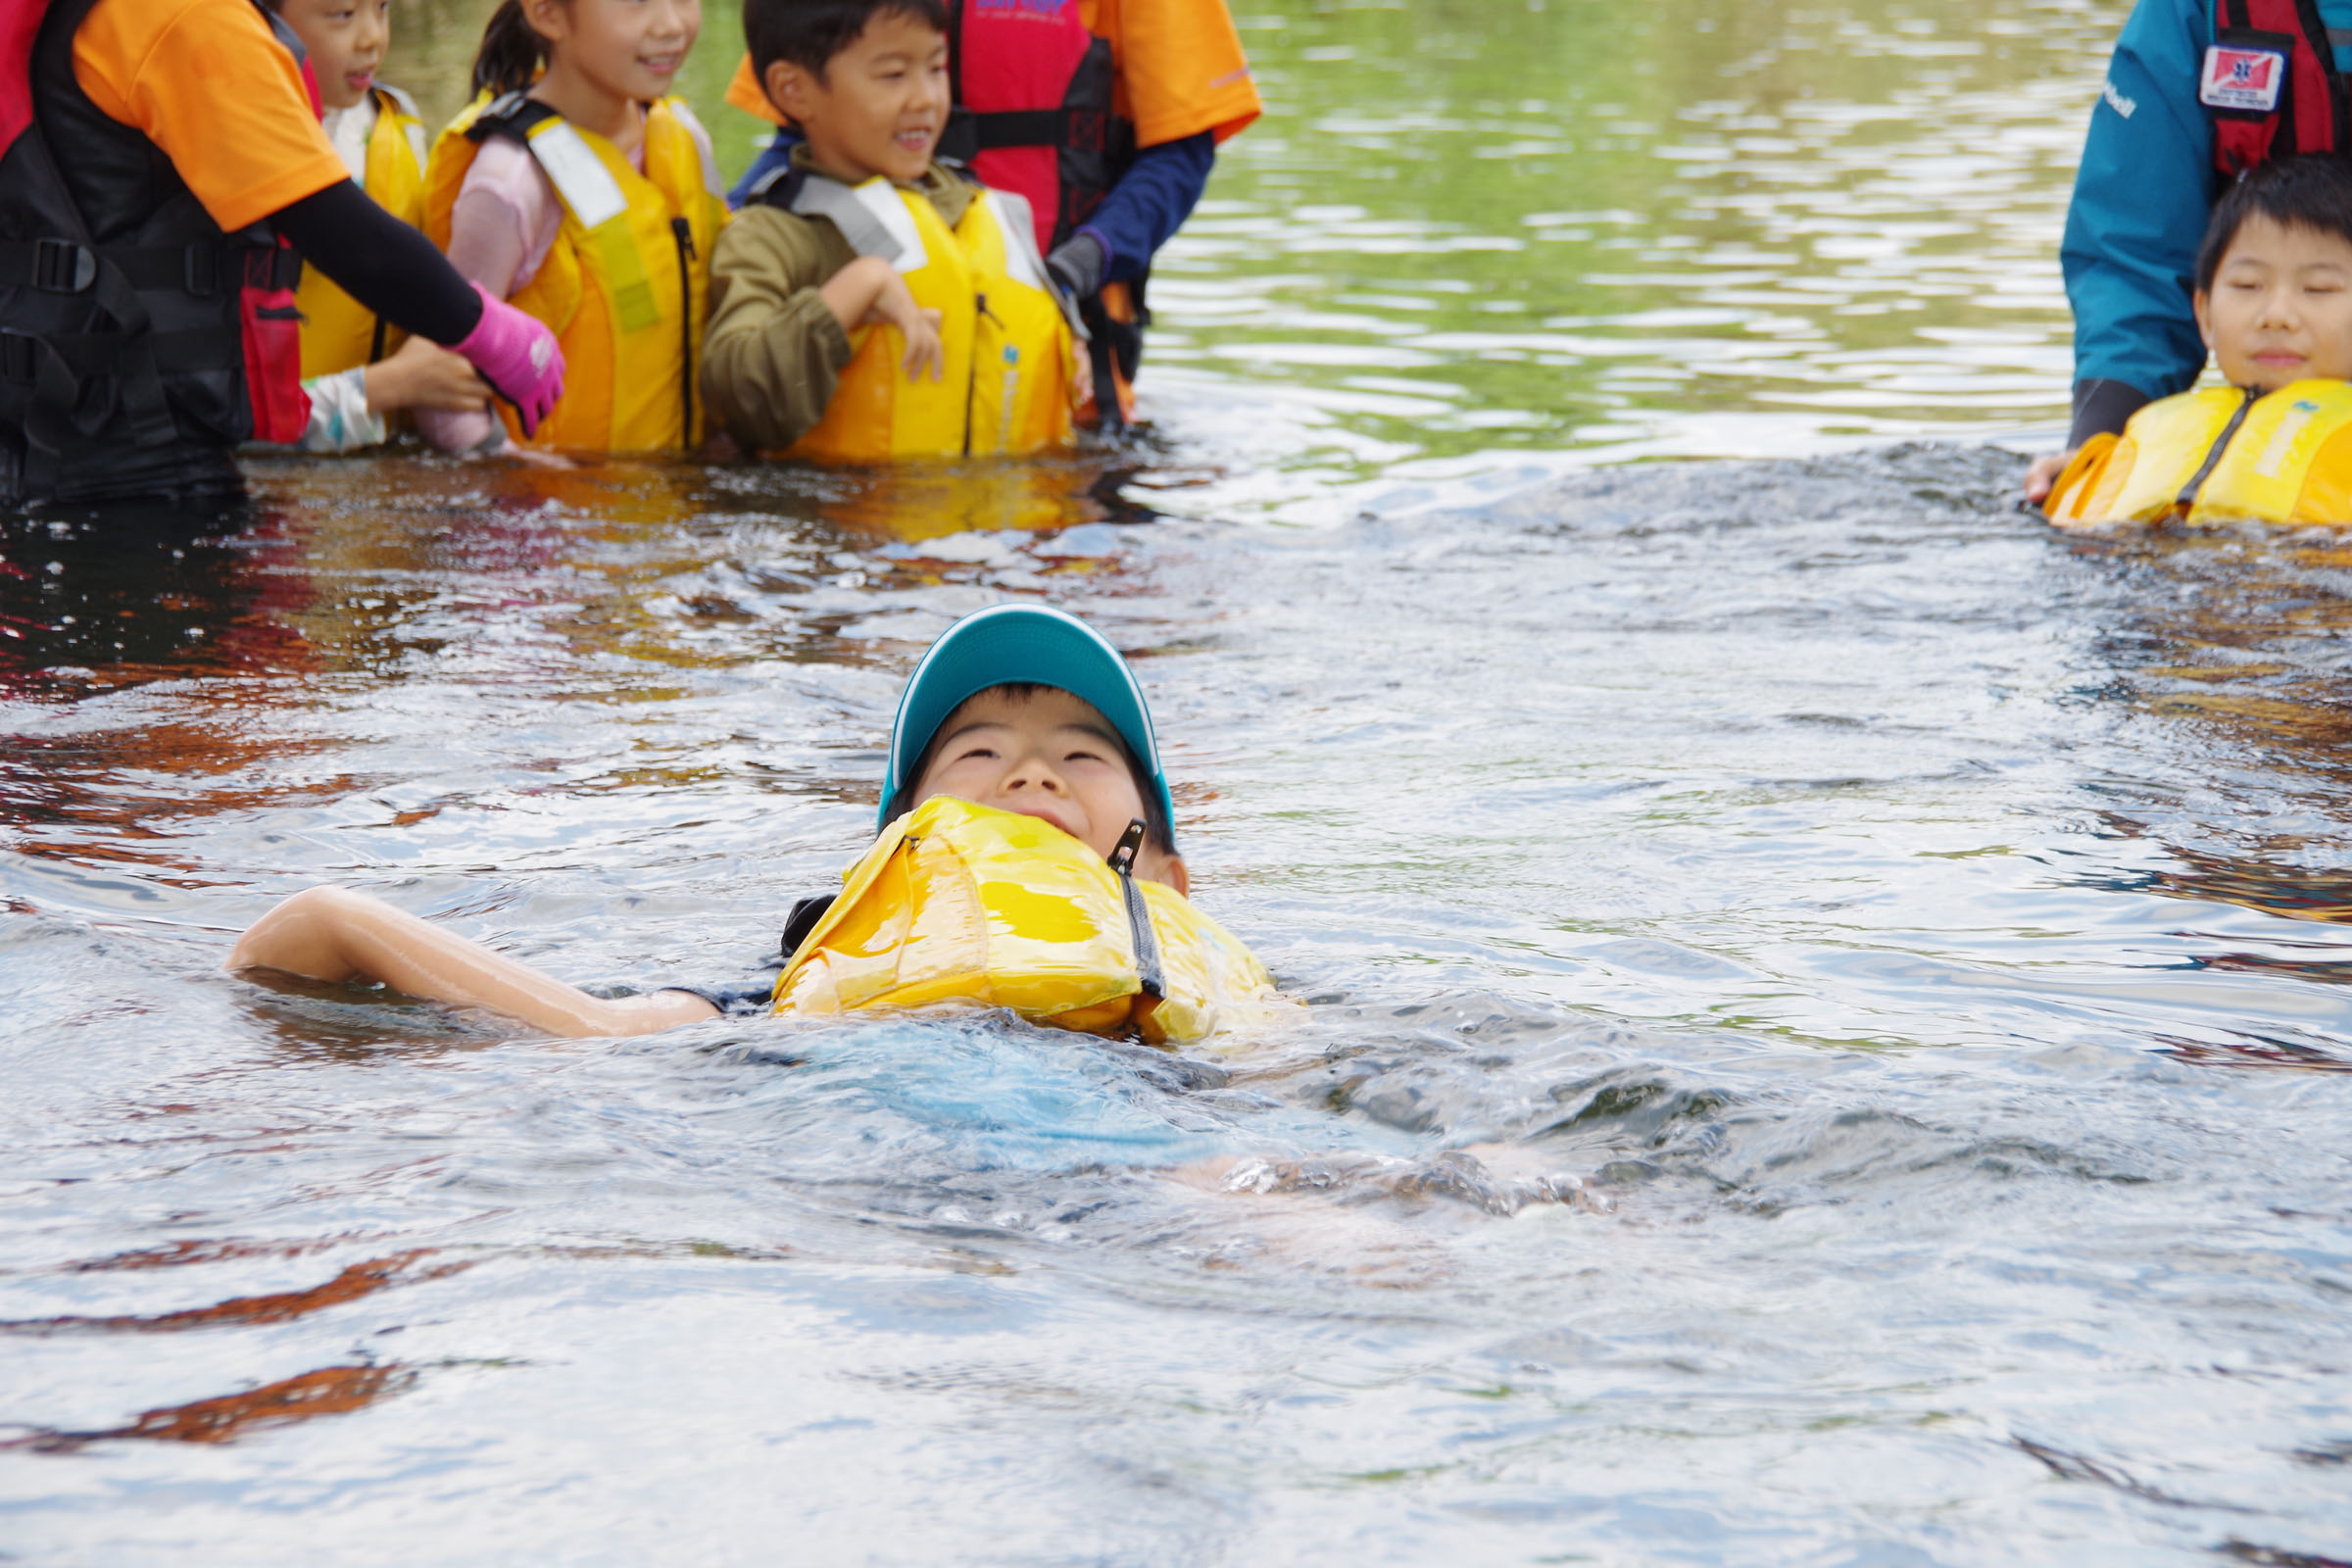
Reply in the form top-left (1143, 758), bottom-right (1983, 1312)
top-left (0, 0), bottom-right (314, 506)
top-left (937, 0), bottom-right (1135, 257)
top-left (2204, 0), bottom-right (2349, 173)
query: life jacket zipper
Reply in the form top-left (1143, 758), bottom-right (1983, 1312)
top-left (2176, 386), bottom-right (2255, 515)
top-left (1106, 818), bottom-right (1166, 1009)
top-left (671, 217), bottom-right (696, 450)
top-left (964, 291), bottom-right (1004, 457)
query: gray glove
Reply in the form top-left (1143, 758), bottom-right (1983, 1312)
top-left (1045, 231), bottom-right (1106, 301)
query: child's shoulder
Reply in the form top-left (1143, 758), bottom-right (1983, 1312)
top-left (718, 155), bottom-right (953, 245)
top-left (709, 198), bottom-right (857, 295)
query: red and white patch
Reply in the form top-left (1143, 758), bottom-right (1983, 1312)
top-left (2201, 45), bottom-right (2287, 113)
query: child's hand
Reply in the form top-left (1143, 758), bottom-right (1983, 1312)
top-left (2022, 449), bottom-right (2074, 506)
top-left (364, 334), bottom-right (494, 416)
top-left (864, 271), bottom-right (945, 383)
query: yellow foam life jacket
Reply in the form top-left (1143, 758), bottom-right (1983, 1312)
top-left (2045, 379), bottom-right (2352, 526)
top-left (423, 92), bottom-right (728, 453)
top-left (296, 84), bottom-right (428, 381)
top-left (766, 172), bottom-right (1080, 463)
top-left (772, 797), bottom-right (1279, 1046)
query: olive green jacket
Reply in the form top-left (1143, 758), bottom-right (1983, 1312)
top-left (701, 149), bottom-right (977, 454)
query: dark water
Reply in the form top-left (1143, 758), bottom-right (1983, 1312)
top-left (6, 0), bottom-right (2352, 1563)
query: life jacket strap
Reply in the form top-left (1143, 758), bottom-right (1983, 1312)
top-left (466, 91), bottom-right (558, 144)
top-left (938, 107), bottom-right (1121, 163)
top-left (74, 238), bottom-right (295, 298)
top-left (0, 238), bottom-right (97, 295)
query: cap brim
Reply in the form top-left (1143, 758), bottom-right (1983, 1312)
top-left (881, 605), bottom-right (1176, 836)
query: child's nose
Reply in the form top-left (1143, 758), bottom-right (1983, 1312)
top-left (1003, 756), bottom-right (1066, 793)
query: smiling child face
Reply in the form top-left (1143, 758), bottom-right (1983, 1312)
top-left (277, 0), bottom-right (391, 111)
top-left (909, 686), bottom-right (1187, 892)
top-left (526, 0), bottom-right (701, 110)
top-left (762, 8), bottom-right (949, 184)
top-left (2196, 213), bottom-right (2352, 391)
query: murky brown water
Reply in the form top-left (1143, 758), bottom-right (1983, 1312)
top-left (5, 3), bottom-right (2352, 1564)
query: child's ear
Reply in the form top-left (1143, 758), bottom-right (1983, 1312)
top-left (521, 0), bottom-right (569, 46)
top-left (2194, 288), bottom-right (2214, 351)
top-left (1145, 853), bottom-right (1189, 898)
top-left (764, 59), bottom-right (811, 123)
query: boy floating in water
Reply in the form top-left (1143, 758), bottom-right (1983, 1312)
top-left (2044, 156), bottom-right (2352, 526)
top-left (227, 606), bottom-right (1275, 1043)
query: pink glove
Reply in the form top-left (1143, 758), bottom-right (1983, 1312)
top-left (453, 283), bottom-right (564, 437)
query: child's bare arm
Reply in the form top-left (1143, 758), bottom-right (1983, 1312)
top-left (225, 886), bottom-right (719, 1039)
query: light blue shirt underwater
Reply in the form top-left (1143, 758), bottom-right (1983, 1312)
top-left (2064, 0), bottom-right (2352, 442)
top-left (728, 1016), bottom-right (1424, 1177)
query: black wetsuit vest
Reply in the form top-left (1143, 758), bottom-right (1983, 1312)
top-left (0, 0), bottom-right (309, 507)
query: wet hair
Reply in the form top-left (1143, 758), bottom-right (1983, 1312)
top-left (743, 0), bottom-right (949, 89)
top-left (883, 682), bottom-right (1176, 856)
top-left (2196, 155), bottom-right (2352, 293)
top-left (473, 0), bottom-right (554, 97)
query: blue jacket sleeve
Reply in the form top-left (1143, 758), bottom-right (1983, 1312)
top-left (727, 134), bottom-right (799, 210)
top-left (1076, 131), bottom-right (1215, 284)
top-left (2060, 0), bottom-right (2216, 433)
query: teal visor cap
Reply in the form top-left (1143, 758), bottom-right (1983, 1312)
top-left (879, 604), bottom-right (1177, 837)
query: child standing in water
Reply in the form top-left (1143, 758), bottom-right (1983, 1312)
top-left (266, 0), bottom-right (495, 452)
top-left (2045, 156), bottom-right (2352, 527)
top-left (419, 0), bottom-right (730, 455)
top-left (227, 606), bottom-right (1276, 1044)
top-left (698, 0), bottom-right (1080, 461)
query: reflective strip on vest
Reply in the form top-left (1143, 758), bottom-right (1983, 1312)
top-left (523, 118), bottom-right (665, 335)
top-left (792, 176), bottom-right (928, 272)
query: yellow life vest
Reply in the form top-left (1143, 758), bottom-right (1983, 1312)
top-left (423, 92), bottom-right (728, 453)
top-left (773, 172), bottom-right (1080, 464)
top-left (2045, 379), bottom-right (2352, 526)
top-left (297, 84), bottom-right (428, 380)
top-left (772, 797), bottom-right (1279, 1046)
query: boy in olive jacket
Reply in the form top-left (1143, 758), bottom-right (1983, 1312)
top-left (701, 0), bottom-right (962, 452)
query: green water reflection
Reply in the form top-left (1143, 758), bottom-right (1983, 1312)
top-left (394, 0), bottom-right (2103, 475)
